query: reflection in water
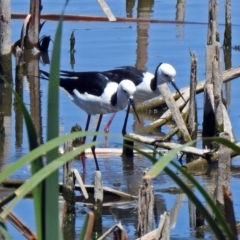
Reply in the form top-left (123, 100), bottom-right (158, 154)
top-left (0, 76), bottom-right (12, 168)
top-left (126, 0), bottom-right (135, 18)
top-left (175, 0), bottom-right (186, 39)
top-left (135, 0), bottom-right (154, 71)
top-left (133, 0), bottom-right (154, 136)
top-left (69, 30), bottom-right (76, 70)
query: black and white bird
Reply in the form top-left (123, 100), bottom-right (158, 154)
top-left (60, 63), bottom-right (185, 134)
top-left (40, 70), bottom-right (140, 171)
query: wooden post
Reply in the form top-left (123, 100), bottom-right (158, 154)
top-left (212, 49), bottom-right (223, 134)
top-left (0, 0), bottom-right (12, 84)
top-left (14, 47), bottom-right (24, 147)
top-left (215, 132), bottom-right (231, 216)
top-left (187, 51), bottom-right (198, 140)
top-left (93, 171), bottom-right (103, 238)
top-left (62, 142), bottom-right (76, 240)
top-left (203, 0), bottom-right (220, 144)
top-left (223, 0), bottom-right (232, 111)
top-left (27, 54), bottom-right (43, 144)
top-left (25, 0), bottom-right (41, 49)
top-left (223, 0), bottom-right (231, 48)
top-left (137, 176), bottom-right (154, 237)
top-left (207, 0), bottom-right (219, 45)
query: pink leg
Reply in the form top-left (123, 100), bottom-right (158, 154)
top-left (80, 152), bottom-right (86, 171)
top-left (104, 112), bottom-right (117, 133)
top-left (104, 112), bottom-right (117, 147)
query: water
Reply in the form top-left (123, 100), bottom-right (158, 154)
top-left (1, 0), bottom-right (240, 239)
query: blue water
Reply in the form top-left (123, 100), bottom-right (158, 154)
top-left (3, 0), bottom-right (240, 239)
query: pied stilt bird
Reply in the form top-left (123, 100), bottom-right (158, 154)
top-left (60, 63), bottom-right (186, 135)
top-left (40, 70), bottom-right (140, 171)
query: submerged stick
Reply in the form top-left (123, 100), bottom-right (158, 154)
top-left (2, 207), bottom-right (37, 240)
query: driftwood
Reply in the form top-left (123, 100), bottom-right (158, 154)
top-left (1, 180), bottom-right (137, 201)
top-left (125, 133), bottom-right (240, 169)
top-left (136, 212), bottom-right (170, 240)
top-left (126, 133), bottom-right (212, 157)
top-left (158, 82), bottom-right (191, 142)
top-left (98, 222), bottom-right (127, 240)
top-left (2, 206), bottom-right (37, 240)
top-left (141, 91), bottom-right (190, 133)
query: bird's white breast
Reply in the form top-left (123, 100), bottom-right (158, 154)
top-left (71, 82), bottom-right (128, 115)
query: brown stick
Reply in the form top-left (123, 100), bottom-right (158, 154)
top-left (2, 207), bottom-right (37, 240)
top-left (222, 185), bottom-right (238, 240)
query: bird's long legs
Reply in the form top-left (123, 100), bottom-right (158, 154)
top-left (81, 115), bottom-right (91, 170)
top-left (104, 112), bottom-right (117, 147)
top-left (122, 104), bottom-right (130, 136)
top-left (81, 114), bottom-right (101, 171)
top-left (91, 114), bottom-right (102, 171)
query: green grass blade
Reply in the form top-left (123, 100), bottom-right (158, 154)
top-left (0, 141), bottom-right (99, 219)
top-left (164, 166), bottom-right (228, 239)
top-left (0, 131), bottom-right (99, 183)
top-left (44, 2), bottom-right (69, 239)
top-left (0, 216), bottom-right (12, 240)
top-left (170, 161), bottom-right (234, 239)
top-left (139, 136), bottom-right (238, 238)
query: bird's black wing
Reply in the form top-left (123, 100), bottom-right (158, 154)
top-left (40, 70), bottom-right (109, 97)
top-left (102, 66), bottom-right (145, 86)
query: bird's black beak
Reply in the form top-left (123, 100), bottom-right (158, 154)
top-left (170, 80), bottom-right (186, 103)
top-left (122, 97), bottom-right (141, 136)
top-left (129, 98), bottom-right (140, 123)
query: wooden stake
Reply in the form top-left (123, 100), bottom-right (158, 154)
top-left (188, 51), bottom-right (198, 139)
top-left (62, 142), bottom-right (75, 240)
top-left (223, 0), bottom-right (232, 47)
top-left (137, 176), bottom-right (154, 237)
top-left (216, 132), bottom-right (231, 213)
top-left (93, 171), bottom-right (103, 237)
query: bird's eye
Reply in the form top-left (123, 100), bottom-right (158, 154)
top-left (164, 73), bottom-right (169, 77)
top-left (123, 90), bottom-right (127, 93)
